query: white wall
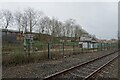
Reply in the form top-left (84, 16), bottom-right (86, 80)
top-left (82, 42), bottom-right (98, 49)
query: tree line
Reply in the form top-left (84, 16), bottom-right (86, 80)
top-left (0, 8), bottom-right (88, 38)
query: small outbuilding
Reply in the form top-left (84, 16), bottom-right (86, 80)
top-left (79, 35), bottom-right (98, 49)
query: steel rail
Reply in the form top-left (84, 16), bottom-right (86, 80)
top-left (43, 50), bottom-right (119, 80)
top-left (84, 55), bottom-right (118, 80)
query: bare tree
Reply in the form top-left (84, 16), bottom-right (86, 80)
top-left (50, 18), bottom-right (56, 36)
top-left (62, 23), bottom-right (67, 37)
top-left (57, 21), bottom-right (63, 37)
top-left (74, 25), bottom-right (80, 38)
top-left (37, 16), bottom-right (50, 34)
top-left (50, 18), bottom-right (62, 37)
top-left (74, 24), bottom-right (89, 41)
top-left (21, 13), bottom-right (28, 33)
top-left (70, 25), bottom-right (75, 37)
top-left (45, 17), bottom-right (52, 35)
top-left (0, 11), bottom-right (3, 19)
top-left (0, 11), bottom-right (3, 29)
top-left (24, 8), bottom-right (43, 33)
top-left (1, 9), bottom-right (13, 30)
top-left (14, 11), bottom-right (23, 32)
top-left (64, 19), bottom-right (75, 37)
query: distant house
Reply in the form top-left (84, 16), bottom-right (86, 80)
top-left (79, 35), bottom-right (98, 49)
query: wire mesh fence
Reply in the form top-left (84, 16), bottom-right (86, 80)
top-left (2, 41), bottom-right (118, 66)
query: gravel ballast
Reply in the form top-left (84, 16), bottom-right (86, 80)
top-left (2, 49), bottom-right (117, 78)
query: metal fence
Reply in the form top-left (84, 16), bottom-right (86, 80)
top-left (31, 42), bottom-right (118, 59)
top-left (2, 41), bottom-right (118, 66)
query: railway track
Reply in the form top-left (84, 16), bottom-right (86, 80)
top-left (43, 50), bottom-right (119, 80)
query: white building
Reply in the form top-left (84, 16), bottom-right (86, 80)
top-left (79, 36), bottom-right (98, 49)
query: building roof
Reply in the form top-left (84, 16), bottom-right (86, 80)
top-left (80, 36), bottom-right (92, 42)
top-left (80, 36), bottom-right (98, 42)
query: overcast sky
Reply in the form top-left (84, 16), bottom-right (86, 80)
top-left (0, 2), bottom-right (118, 40)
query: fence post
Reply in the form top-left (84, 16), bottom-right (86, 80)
top-left (73, 43), bottom-right (75, 53)
top-left (103, 43), bottom-right (104, 50)
top-left (101, 43), bottom-right (102, 51)
top-left (105, 43), bottom-right (107, 50)
top-left (82, 44), bottom-right (83, 53)
top-left (97, 43), bottom-right (99, 51)
top-left (103, 43), bottom-right (105, 50)
top-left (28, 41), bottom-right (30, 57)
top-left (111, 43), bottom-right (112, 49)
top-left (63, 43), bottom-right (64, 56)
top-left (93, 43), bottom-right (95, 52)
top-left (107, 43), bottom-right (109, 50)
top-left (109, 43), bottom-right (111, 49)
top-left (48, 43), bottom-right (51, 59)
top-left (106, 43), bottom-right (108, 50)
top-left (109, 43), bottom-right (110, 50)
top-left (87, 42), bottom-right (90, 53)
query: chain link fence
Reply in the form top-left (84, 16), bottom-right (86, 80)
top-left (2, 40), bottom-right (118, 66)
